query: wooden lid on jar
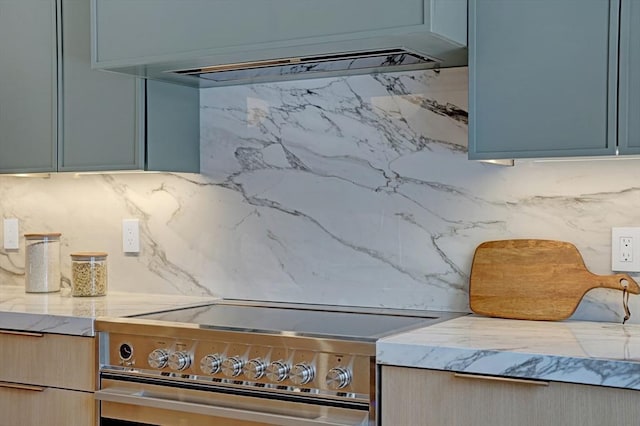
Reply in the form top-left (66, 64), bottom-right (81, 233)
top-left (70, 252), bottom-right (108, 259)
top-left (24, 232), bottom-right (62, 239)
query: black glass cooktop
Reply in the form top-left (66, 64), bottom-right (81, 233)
top-left (134, 300), bottom-right (461, 341)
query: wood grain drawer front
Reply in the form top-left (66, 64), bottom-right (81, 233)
top-left (0, 331), bottom-right (95, 391)
top-left (381, 366), bottom-right (640, 426)
top-left (0, 384), bottom-right (94, 426)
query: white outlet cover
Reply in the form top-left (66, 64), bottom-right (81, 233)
top-left (612, 227), bottom-right (640, 272)
top-left (3, 218), bottom-right (19, 250)
top-left (122, 219), bottom-right (140, 253)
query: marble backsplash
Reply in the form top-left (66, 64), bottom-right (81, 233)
top-left (1, 67), bottom-right (640, 323)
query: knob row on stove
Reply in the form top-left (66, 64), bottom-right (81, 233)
top-left (147, 349), bottom-right (351, 389)
top-left (201, 354), bottom-right (318, 385)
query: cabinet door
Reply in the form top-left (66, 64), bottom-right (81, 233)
top-left (381, 367), bottom-right (640, 426)
top-left (619, 0), bottom-right (640, 154)
top-left (59, 0), bottom-right (143, 171)
top-left (0, 384), bottom-right (94, 426)
top-left (92, 0), bottom-right (431, 65)
top-left (0, 0), bottom-right (57, 173)
top-left (469, 0), bottom-right (618, 159)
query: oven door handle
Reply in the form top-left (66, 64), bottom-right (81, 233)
top-left (95, 387), bottom-right (369, 426)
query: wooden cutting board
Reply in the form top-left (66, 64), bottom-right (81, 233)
top-left (469, 239), bottom-right (640, 320)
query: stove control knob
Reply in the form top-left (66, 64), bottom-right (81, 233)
top-left (290, 363), bottom-right (315, 385)
top-left (200, 354), bottom-right (224, 375)
top-left (266, 360), bottom-right (290, 382)
top-left (148, 349), bottom-right (169, 369)
top-left (168, 351), bottom-right (191, 371)
top-left (244, 358), bottom-right (267, 380)
top-left (326, 367), bottom-right (352, 390)
top-left (221, 356), bottom-right (245, 377)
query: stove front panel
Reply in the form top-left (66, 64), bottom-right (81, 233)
top-left (100, 328), bottom-right (374, 404)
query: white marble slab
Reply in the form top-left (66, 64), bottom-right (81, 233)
top-left (2, 67), bottom-right (640, 324)
top-left (0, 286), bottom-right (217, 336)
top-left (377, 316), bottom-right (640, 390)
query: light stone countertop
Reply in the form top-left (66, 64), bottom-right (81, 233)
top-left (377, 315), bottom-right (640, 391)
top-left (0, 286), bottom-right (217, 336)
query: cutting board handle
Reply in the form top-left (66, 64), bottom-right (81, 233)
top-left (597, 273), bottom-right (640, 294)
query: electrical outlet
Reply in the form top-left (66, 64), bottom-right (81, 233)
top-left (612, 227), bottom-right (640, 272)
top-left (122, 219), bottom-right (140, 254)
top-left (3, 218), bottom-right (19, 250)
top-left (620, 237), bottom-right (633, 262)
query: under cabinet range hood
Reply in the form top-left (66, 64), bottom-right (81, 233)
top-left (91, 0), bottom-right (468, 88)
top-left (100, 37), bottom-right (467, 89)
top-left (172, 48), bottom-right (439, 85)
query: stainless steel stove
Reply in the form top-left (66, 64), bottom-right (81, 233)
top-left (96, 300), bottom-right (461, 426)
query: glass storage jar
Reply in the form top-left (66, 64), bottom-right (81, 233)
top-left (24, 233), bottom-right (61, 293)
top-left (70, 252), bottom-right (108, 297)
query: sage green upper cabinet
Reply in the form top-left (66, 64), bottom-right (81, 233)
top-left (60, 0), bottom-right (199, 172)
top-left (90, 0), bottom-right (468, 86)
top-left (92, 0), bottom-right (465, 62)
top-left (618, 0), bottom-right (640, 154)
top-left (468, 0), bottom-right (618, 160)
top-left (0, 0), bottom-right (57, 173)
top-left (94, 0), bottom-right (424, 62)
top-left (0, 0), bottom-right (198, 174)
top-left (145, 80), bottom-right (200, 173)
top-left (60, 0), bottom-right (143, 171)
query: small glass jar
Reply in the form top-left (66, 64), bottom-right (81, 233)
top-left (70, 252), bottom-right (108, 297)
top-left (24, 233), bottom-right (61, 293)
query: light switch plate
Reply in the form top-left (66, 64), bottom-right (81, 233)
top-left (3, 218), bottom-right (19, 250)
top-left (612, 227), bottom-right (640, 272)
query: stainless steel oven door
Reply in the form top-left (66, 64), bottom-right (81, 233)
top-left (96, 378), bottom-right (370, 426)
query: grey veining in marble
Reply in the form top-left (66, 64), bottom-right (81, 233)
top-left (377, 316), bottom-right (640, 390)
top-left (0, 286), bottom-right (216, 336)
top-left (1, 67), bottom-right (640, 323)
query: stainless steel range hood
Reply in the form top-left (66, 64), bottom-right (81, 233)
top-left (172, 48), bottom-right (440, 86)
top-left (106, 42), bottom-right (466, 88)
top-left (91, 0), bottom-right (468, 88)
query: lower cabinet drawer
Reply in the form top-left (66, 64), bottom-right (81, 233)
top-left (0, 382), bottom-right (95, 426)
top-left (381, 366), bottom-right (640, 426)
top-left (0, 330), bottom-right (95, 391)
